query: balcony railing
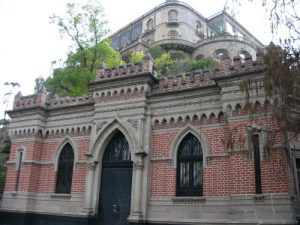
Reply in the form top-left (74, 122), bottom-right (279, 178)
top-left (167, 18), bottom-right (179, 26)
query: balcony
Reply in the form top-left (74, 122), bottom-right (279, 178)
top-left (167, 18), bottom-right (179, 26)
top-left (151, 39), bottom-right (195, 53)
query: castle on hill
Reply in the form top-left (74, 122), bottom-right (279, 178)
top-left (1, 1), bottom-right (299, 225)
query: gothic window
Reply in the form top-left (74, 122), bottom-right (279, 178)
top-left (146, 18), bottom-right (154, 31)
top-left (176, 133), bottom-right (203, 196)
top-left (168, 30), bottom-right (179, 39)
top-left (55, 143), bottom-right (74, 194)
top-left (102, 131), bottom-right (131, 162)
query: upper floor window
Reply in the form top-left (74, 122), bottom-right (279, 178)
top-left (196, 21), bottom-right (203, 32)
top-left (146, 18), bottom-right (154, 31)
top-left (168, 30), bottom-right (179, 39)
top-left (176, 133), bottom-right (203, 196)
top-left (55, 143), bottom-right (74, 194)
top-left (168, 9), bottom-right (178, 19)
top-left (213, 48), bottom-right (229, 59)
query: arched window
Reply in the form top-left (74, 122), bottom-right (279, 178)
top-left (55, 143), bottom-right (74, 194)
top-left (176, 133), bottom-right (203, 196)
top-left (239, 50), bottom-right (251, 60)
top-left (196, 21), bottom-right (203, 32)
top-left (146, 18), bottom-right (154, 31)
top-left (213, 48), bottom-right (229, 59)
top-left (168, 9), bottom-right (178, 19)
top-left (102, 131), bottom-right (131, 163)
top-left (168, 30), bottom-right (178, 39)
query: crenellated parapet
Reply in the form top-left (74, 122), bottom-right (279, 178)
top-left (12, 91), bottom-right (93, 111)
top-left (153, 70), bottom-right (215, 94)
top-left (12, 53), bottom-right (265, 111)
top-left (13, 90), bottom-right (47, 110)
top-left (47, 95), bottom-right (93, 109)
top-left (95, 54), bottom-right (156, 81)
top-left (213, 52), bottom-right (265, 77)
top-left (153, 53), bottom-right (264, 94)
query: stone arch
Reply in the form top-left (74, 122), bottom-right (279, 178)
top-left (213, 48), bottom-right (229, 59)
top-left (54, 136), bottom-right (79, 171)
top-left (170, 125), bottom-right (210, 168)
top-left (86, 119), bottom-right (139, 213)
top-left (89, 119), bottom-right (138, 162)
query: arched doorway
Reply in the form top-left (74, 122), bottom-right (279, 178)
top-left (98, 131), bottom-right (132, 225)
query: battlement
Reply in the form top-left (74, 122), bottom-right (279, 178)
top-left (153, 53), bottom-right (264, 93)
top-left (13, 91), bottom-right (47, 110)
top-left (12, 91), bottom-right (93, 111)
top-left (153, 70), bottom-right (215, 94)
top-left (12, 53), bottom-right (265, 111)
top-left (95, 54), bottom-right (156, 81)
top-left (215, 52), bottom-right (265, 77)
top-left (47, 95), bottom-right (93, 109)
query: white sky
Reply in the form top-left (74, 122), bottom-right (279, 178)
top-left (0, 0), bottom-right (272, 119)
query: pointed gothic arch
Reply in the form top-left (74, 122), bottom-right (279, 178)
top-left (55, 143), bottom-right (74, 194)
top-left (176, 133), bottom-right (203, 196)
top-left (54, 136), bottom-right (78, 171)
top-left (170, 125), bottom-right (209, 168)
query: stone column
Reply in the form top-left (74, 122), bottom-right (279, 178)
top-left (130, 151), bottom-right (146, 219)
top-left (83, 161), bottom-right (98, 214)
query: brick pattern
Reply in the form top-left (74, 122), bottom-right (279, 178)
top-left (5, 137), bottom-right (90, 194)
top-left (150, 117), bottom-right (289, 197)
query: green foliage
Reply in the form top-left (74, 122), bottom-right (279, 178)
top-left (183, 57), bottom-right (219, 73)
top-left (43, 1), bottom-right (123, 97)
top-left (0, 119), bottom-right (9, 126)
top-left (148, 45), bottom-right (165, 59)
top-left (154, 53), bottom-right (175, 77)
top-left (121, 52), bottom-right (131, 64)
top-left (170, 51), bottom-right (187, 60)
top-left (130, 52), bottom-right (144, 64)
top-left (34, 76), bottom-right (45, 94)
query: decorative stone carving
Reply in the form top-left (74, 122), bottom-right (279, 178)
top-left (96, 121), bottom-right (108, 132)
top-left (128, 119), bottom-right (138, 130)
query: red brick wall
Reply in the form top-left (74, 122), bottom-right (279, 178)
top-left (5, 137), bottom-right (90, 194)
top-left (150, 117), bottom-right (290, 197)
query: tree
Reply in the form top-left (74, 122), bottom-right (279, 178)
top-left (147, 45), bottom-right (164, 59)
top-left (0, 119), bottom-right (10, 199)
top-left (43, 0), bottom-right (123, 97)
top-left (154, 53), bottom-right (175, 77)
top-left (183, 57), bottom-right (219, 73)
top-left (34, 76), bottom-right (45, 94)
top-left (228, 1), bottom-right (300, 147)
top-left (129, 51), bottom-right (144, 64)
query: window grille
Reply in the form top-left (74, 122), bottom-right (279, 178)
top-left (176, 133), bottom-right (203, 196)
top-left (55, 143), bottom-right (74, 194)
top-left (102, 131), bottom-right (131, 162)
top-left (15, 151), bottom-right (23, 191)
top-left (253, 135), bottom-right (262, 194)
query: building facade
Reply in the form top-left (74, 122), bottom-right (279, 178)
top-left (110, 0), bottom-right (263, 61)
top-left (1, 1), bottom-right (300, 225)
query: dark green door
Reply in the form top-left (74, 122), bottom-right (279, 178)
top-left (98, 131), bottom-right (132, 225)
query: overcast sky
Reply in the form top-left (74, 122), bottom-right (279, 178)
top-left (0, 0), bottom-right (272, 119)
